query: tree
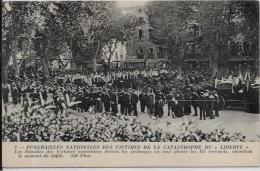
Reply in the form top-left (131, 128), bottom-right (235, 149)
top-left (196, 1), bottom-right (259, 75)
top-left (146, 1), bottom-right (259, 75)
top-left (2, 1), bottom-right (48, 81)
top-left (146, 1), bottom-right (196, 74)
top-left (100, 11), bottom-right (138, 70)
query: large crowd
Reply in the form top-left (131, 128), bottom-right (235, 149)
top-left (2, 66), bottom-right (257, 142)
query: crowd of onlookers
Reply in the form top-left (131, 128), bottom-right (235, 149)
top-left (2, 66), bottom-right (257, 142)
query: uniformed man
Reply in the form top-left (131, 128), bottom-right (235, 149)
top-left (166, 91), bottom-right (175, 117)
top-left (147, 89), bottom-right (155, 116)
top-left (110, 89), bottom-right (118, 115)
top-left (204, 90), bottom-right (211, 119)
top-left (154, 90), bottom-right (164, 118)
top-left (198, 92), bottom-right (206, 120)
top-left (122, 90), bottom-right (131, 116)
top-left (83, 88), bottom-right (91, 112)
top-left (191, 91), bottom-right (199, 116)
top-left (130, 90), bottom-right (139, 116)
top-left (208, 91), bottom-right (215, 119)
top-left (183, 91), bottom-right (191, 115)
top-left (101, 89), bottom-right (110, 113)
top-left (96, 89), bottom-right (103, 113)
top-left (213, 90), bottom-right (220, 117)
top-left (118, 90), bottom-right (124, 114)
top-left (175, 91), bottom-right (184, 117)
top-left (139, 90), bottom-right (146, 113)
top-left (11, 84), bottom-right (19, 105)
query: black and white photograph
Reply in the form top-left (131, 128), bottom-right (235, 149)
top-left (2, 0), bottom-right (260, 143)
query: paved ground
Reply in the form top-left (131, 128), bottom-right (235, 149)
top-left (134, 108), bottom-right (260, 141)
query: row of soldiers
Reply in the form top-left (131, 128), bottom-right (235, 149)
top-left (139, 89), bottom-right (220, 120)
top-left (4, 77), bottom-right (220, 120)
top-left (63, 86), bottom-right (220, 120)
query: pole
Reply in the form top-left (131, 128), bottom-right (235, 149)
top-left (92, 37), bottom-right (96, 73)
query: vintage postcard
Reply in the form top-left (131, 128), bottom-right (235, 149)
top-left (2, 0), bottom-right (260, 168)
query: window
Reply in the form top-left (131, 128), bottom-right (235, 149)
top-left (148, 48), bottom-right (154, 58)
top-left (137, 47), bottom-right (144, 59)
top-left (243, 41), bottom-right (251, 56)
top-left (138, 17), bottom-right (143, 23)
top-left (138, 30), bottom-right (143, 40)
top-left (158, 47), bottom-right (164, 58)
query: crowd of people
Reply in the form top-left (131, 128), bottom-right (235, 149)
top-left (2, 66), bottom-right (257, 142)
top-left (3, 68), bottom-right (221, 120)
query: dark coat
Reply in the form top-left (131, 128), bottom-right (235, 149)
top-left (131, 93), bottom-right (139, 105)
top-left (101, 93), bottom-right (110, 104)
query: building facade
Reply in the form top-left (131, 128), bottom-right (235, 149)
top-left (124, 7), bottom-right (166, 69)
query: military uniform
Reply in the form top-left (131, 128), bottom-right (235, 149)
top-left (208, 93), bottom-right (214, 119)
top-left (175, 93), bottom-right (184, 117)
top-left (122, 91), bottom-right (131, 116)
top-left (147, 91), bottom-right (155, 116)
top-left (131, 91), bottom-right (139, 116)
top-left (204, 91), bottom-right (211, 119)
top-left (102, 91), bottom-right (110, 112)
top-left (118, 91), bottom-right (124, 114)
top-left (139, 92), bottom-right (146, 113)
top-left (154, 91), bottom-right (164, 118)
top-left (95, 91), bottom-right (103, 113)
top-left (166, 92), bottom-right (174, 116)
top-left (183, 92), bottom-right (191, 115)
top-left (213, 91), bottom-right (219, 117)
top-left (83, 90), bottom-right (91, 112)
top-left (198, 92), bottom-right (206, 120)
top-left (110, 91), bottom-right (118, 115)
top-left (191, 92), bottom-right (198, 116)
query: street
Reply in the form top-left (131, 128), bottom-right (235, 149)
top-left (134, 108), bottom-right (260, 141)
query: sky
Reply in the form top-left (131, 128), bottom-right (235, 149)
top-left (117, 1), bottom-right (147, 9)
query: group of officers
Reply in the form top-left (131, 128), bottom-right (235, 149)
top-left (39, 84), bottom-right (220, 120)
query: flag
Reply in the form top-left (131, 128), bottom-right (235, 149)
top-left (231, 76), bottom-right (235, 94)
top-left (244, 71), bottom-right (250, 91)
top-left (214, 77), bottom-right (218, 89)
top-left (4, 2), bottom-right (11, 12)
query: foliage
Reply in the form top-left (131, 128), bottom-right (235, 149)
top-left (146, 1), bottom-right (259, 74)
top-left (146, 1), bottom-right (196, 72)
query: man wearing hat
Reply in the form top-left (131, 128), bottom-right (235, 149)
top-left (101, 89), bottom-right (111, 113)
top-left (139, 90), bottom-right (146, 113)
top-left (147, 89), bottom-right (155, 116)
top-left (204, 89), bottom-right (211, 118)
top-left (117, 90), bottom-right (123, 114)
top-left (154, 90), bottom-right (164, 118)
top-left (122, 90), bottom-right (131, 116)
top-left (183, 90), bottom-right (191, 115)
top-left (130, 90), bottom-right (139, 116)
top-left (110, 89), bottom-right (118, 115)
top-left (175, 91), bottom-right (184, 117)
top-left (191, 91), bottom-right (199, 116)
top-left (166, 91), bottom-right (175, 117)
top-left (198, 91), bottom-right (206, 120)
top-left (213, 90), bottom-right (220, 117)
top-left (208, 91), bottom-right (215, 119)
